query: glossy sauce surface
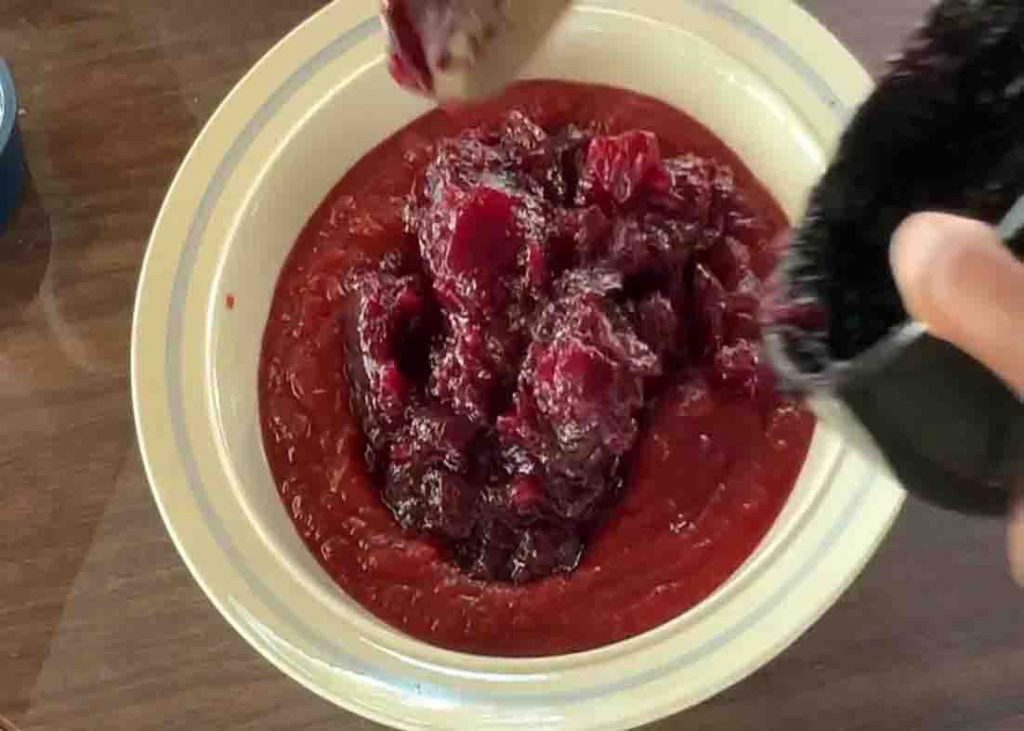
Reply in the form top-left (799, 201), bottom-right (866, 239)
top-left (259, 80), bottom-right (814, 656)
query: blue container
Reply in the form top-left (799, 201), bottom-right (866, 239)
top-left (0, 60), bottom-right (25, 231)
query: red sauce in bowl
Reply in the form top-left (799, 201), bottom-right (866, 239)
top-left (258, 80), bottom-right (813, 657)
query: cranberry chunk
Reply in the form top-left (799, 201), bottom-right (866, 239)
top-left (341, 271), bottom-right (431, 450)
top-left (499, 288), bottom-right (660, 501)
top-left (384, 404), bottom-right (479, 531)
top-left (577, 130), bottom-right (671, 210)
top-left (429, 317), bottom-right (519, 424)
top-left (509, 526), bottom-right (583, 584)
top-left (703, 235), bottom-right (760, 294)
top-left (654, 154), bottom-right (715, 223)
top-left (712, 339), bottom-right (764, 399)
top-left (416, 184), bottom-right (522, 315)
top-left (602, 213), bottom-right (695, 289)
top-left (633, 292), bottom-right (683, 364)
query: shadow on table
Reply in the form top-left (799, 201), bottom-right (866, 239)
top-left (0, 170), bottom-right (53, 314)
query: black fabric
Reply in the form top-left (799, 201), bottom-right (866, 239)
top-left (840, 334), bottom-right (1017, 515)
top-left (777, 0), bottom-right (1024, 372)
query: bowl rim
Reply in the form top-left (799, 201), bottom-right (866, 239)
top-left (132, 1), bottom-right (905, 728)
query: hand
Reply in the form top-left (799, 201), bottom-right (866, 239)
top-left (890, 212), bottom-right (1024, 583)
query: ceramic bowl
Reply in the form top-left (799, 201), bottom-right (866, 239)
top-left (132, 1), bottom-right (904, 728)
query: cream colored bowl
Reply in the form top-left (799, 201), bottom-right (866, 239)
top-left (131, 1), bottom-right (904, 728)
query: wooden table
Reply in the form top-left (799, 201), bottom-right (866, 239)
top-left (1, 1), bottom-right (1021, 729)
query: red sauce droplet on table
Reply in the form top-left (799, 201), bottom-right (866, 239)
top-left (226, 293), bottom-right (236, 310)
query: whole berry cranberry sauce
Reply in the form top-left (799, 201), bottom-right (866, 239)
top-left (259, 81), bottom-right (813, 657)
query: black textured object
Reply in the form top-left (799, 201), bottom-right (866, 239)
top-left (766, 0), bottom-right (1024, 515)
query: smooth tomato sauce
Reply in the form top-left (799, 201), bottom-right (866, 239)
top-left (259, 80), bottom-right (814, 656)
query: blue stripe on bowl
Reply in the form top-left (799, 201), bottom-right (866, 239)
top-left (159, 0), bottom-right (874, 712)
top-left (697, 0), bottom-right (848, 114)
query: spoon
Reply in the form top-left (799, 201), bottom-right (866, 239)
top-left (381, 0), bottom-right (571, 102)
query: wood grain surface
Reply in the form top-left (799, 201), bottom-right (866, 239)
top-left (1, 1), bottom-right (1021, 729)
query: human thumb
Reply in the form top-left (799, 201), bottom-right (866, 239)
top-left (890, 212), bottom-right (1024, 397)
